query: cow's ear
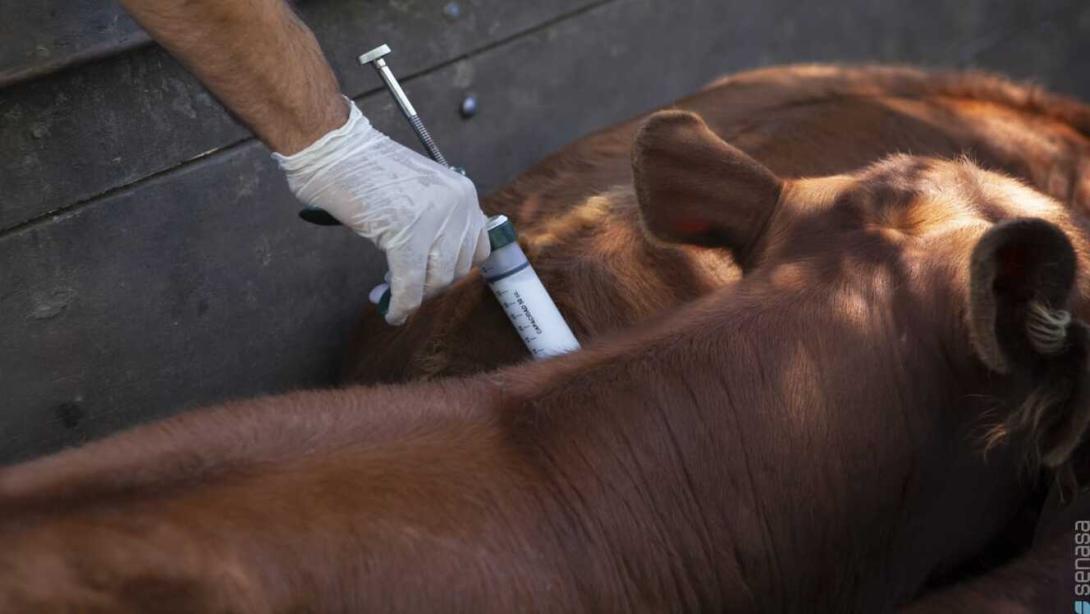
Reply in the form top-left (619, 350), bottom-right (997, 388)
top-left (969, 218), bottom-right (1078, 374)
top-left (971, 218), bottom-right (1090, 493)
top-left (632, 110), bottom-right (782, 265)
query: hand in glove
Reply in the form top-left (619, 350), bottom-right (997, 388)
top-left (274, 99), bottom-right (490, 325)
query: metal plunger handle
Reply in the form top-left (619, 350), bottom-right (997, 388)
top-left (298, 43), bottom-right (451, 226)
top-left (361, 44), bottom-right (450, 166)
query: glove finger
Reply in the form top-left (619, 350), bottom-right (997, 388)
top-left (422, 232), bottom-right (460, 300)
top-left (472, 224), bottom-right (491, 266)
top-left (386, 252), bottom-right (427, 326)
top-left (453, 218), bottom-right (484, 280)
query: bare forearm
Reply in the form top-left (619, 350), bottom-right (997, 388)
top-left (119, 0), bottom-right (347, 153)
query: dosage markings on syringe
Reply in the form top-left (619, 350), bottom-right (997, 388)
top-left (484, 215), bottom-right (581, 358)
top-left (499, 290), bottom-right (544, 338)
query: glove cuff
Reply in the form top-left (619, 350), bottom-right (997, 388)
top-left (271, 96), bottom-right (374, 173)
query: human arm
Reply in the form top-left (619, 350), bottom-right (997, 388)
top-left (118, 0), bottom-right (490, 324)
top-left (118, 0), bottom-right (344, 153)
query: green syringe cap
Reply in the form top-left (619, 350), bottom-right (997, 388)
top-left (487, 215), bottom-right (517, 250)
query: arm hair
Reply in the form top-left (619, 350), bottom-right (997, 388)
top-left (119, 0), bottom-right (347, 153)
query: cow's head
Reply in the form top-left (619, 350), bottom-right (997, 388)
top-left (634, 110), bottom-right (1090, 497)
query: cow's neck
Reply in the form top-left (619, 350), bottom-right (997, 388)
top-left (0, 283), bottom-right (1027, 612)
top-left (501, 283), bottom-right (1022, 611)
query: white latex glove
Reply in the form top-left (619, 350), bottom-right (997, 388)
top-left (273, 99), bottom-right (490, 325)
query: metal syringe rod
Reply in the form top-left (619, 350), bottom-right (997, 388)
top-left (358, 44), bottom-right (448, 167)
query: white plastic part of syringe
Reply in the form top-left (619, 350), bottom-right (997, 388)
top-left (369, 272), bottom-right (392, 305)
top-left (486, 265), bottom-right (580, 359)
top-left (368, 282), bottom-right (389, 305)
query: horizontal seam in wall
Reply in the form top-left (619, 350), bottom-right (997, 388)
top-left (0, 0), bottom-right (303, 89)
top-left (0, 0), bottom-right (620, 240)
top-left (0, 35), bottom-right (151, 90)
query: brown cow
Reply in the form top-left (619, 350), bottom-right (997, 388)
top-left (898, 529), bottom-right (1072, 613)
top-left (343, 64), bottom-right (1090, 384)
top-left (3, 117), bottom-right (1089, 612)
top-left (898, 485), bottom-right (1090, 613)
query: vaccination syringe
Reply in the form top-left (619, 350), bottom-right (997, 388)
top-left (478, 215), bottom-right (580, 358)
top-left (352, 44), bottom-right (580, 359)
top-left (370, 214), bottom-right (581, 359)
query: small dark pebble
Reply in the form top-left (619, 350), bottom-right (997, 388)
top-left (56, 401), bottom-right (84, 429)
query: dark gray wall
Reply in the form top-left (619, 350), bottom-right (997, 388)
top-left (2, 0), bottom-right (1088, 463)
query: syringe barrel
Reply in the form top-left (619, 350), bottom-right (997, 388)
top-left (480, 216), bottom-right (580, 359)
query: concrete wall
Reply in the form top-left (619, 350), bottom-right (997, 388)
top-left (2, 0), bottom-right (1088, 463)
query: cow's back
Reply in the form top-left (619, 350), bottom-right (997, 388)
top-left (343, 64), bottom-right (1090, 384)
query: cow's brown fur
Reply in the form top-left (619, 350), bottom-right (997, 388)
top-left (3, 151), bottom-right (1089, 612)
top-left (897, 529), bottom-right (1071, 613)
top-left (342, 64), bottom-right (1090, 384)
top-left (898, 488), bottom-right (1090, 613)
